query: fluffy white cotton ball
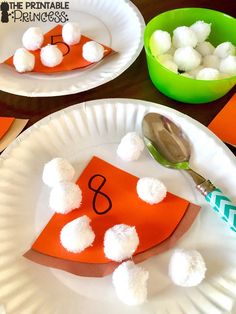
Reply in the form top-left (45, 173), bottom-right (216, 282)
top-left (112, 261), bottom-right (149, 305)
top-left (219, 55), bottom-right (236, 76)
top-left (157, 54), bottom-right (178, 73)
top-left (22, 27), bottom-right (44, 51)
top-left (195, 41), bottom-right (215, 56)
top-left (149, 30), bottom-right (171, 56)
top-left (214, 42), bottom-right (236, 59)
top-left (62, 22), bottom-right (81, 45)
top-left (104, 224), bottom-right (139, 262)
top-left (40, 44), bottom-right (63, 67)
top-left (190, 21), bottom-right (211, 43)
top-left (82, 41), bottom-right (104, 63)
top-left (161, 60), bottom-right (178, 73)
top-left (188, 65), bottom-right (204, 78)
top-left (173, 26), bottom-right (198, 48)
top-left (42, 157), bottom-right (75, 187)
top-left (13, 48), bottom-right (35, 73)
top-left (117, 132), bottom-right (144, 162)
top-left (180, 72), bottom-right (194, 78)
top-left (203, 55), bottom-right (220, 69)
top-left (157, 53), bottom-right (173, 63)
top-left (167, 45), bottom-right (176, 55)
top-left (60, 215), bottom-right (95, 253)
top-left (169, 249), bottom-right (206, 287)
top-left (49, 181), bottom-right (82, 214)
top-left (219, 73), bottom-right (230, 79)
top-left (196, 67), bottom-right (220, 80)
top-left (117, 146), bottom-right (141, 161)
top-left (136, 177), bottom-right (167, 204)
top-left (174, 47), bottom-right (201, 71)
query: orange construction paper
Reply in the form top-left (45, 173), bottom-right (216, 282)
top-left (5, 25), bottom-right (113, 74)
top-left (208, 93), bottom-right (236, 146)
top-left (0, 117), bottom-right (15, 140)
top-left (25, 203), bottom-right (200, 277)
top-left (32, 156), bottom-right (191, 264)
top-left (0, 118), bottom-right (28, 152)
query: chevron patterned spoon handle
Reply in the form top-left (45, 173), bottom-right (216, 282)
top-left (205, 188), bottom-right (236, 232)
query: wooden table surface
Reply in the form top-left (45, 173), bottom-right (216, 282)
top-left (0, 0), bottom-right (235, 153)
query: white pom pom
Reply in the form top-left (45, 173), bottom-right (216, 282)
top-left (157, 53), bottom-right (173, 63)
top-left (136, 177), bottom-right (167, 204)
top-left (22, 27), bottom-right (44, 51)
top-left (219, 73), bottom-right (230, 79)
top-left (104, 224), bottom-right (139, 262)
top-left (112, 261), bottom-right (149, 305)
top-left (174, 47), bottom-right (201, 71)
top-left (157, 54), bottom-right (177, 72)
top-left (42, 158), bottom-right (75, 187)
top-left (149, 30), bottom-right (171, 56)
top-left (167, 45), bottom-right (176, 56)
top-left (202, 55), bottom-right (220, 69)
top-left (190, 21), bottom-right (211, 43)
top-left (82, 41), bottom-right (104, 63)
top-left (161, 60), bottom-right (178, 73)
top-left (214, 42), bottom-right (235, 59)
top-left (40, 44), bottom-right (63, 67)
top-left (195, 41), bottom-right (215, 56)
top-left (180, 72), bottom-right (194, 78)
top-left (60, 215), bottom-right (95, 253)
top-left (117, 132), bottom-right (144, 162)
top-left (188, 65), bottom-right (204, 78)
top-left (173, 26), bottom-right (198, 48)
top-left (219, 55), bottom-right (236, 76)
top-left (169, 249), bottom-right (206, 287)
top-left (196, 67), bottom-right (220, 80)
top-left (49, 181), bottom-right (82, 214)
top-left (13, 48), bottom-right (35, 73)
top-left (62, 22), bottom-right (81, 45)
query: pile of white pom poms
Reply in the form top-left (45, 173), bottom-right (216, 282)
top-left (149, 20), bottom-right (236, 80)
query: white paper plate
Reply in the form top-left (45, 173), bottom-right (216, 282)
top-left (0, 0), bottom-right (145, 97)
top-left (0, 99), bottom-right (236, 314)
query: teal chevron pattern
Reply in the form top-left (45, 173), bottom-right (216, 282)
top-left (205, 188), bottom-right (236, 232)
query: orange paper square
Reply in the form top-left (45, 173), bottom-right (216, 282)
top-left (5, 25), bottom-right (113, 73)
top-left (0, 117), bottom-right (15, 140)
top-left (32, 156), bottom-right (190, 264)
top-left (208, 93), bottom-right (236, 146)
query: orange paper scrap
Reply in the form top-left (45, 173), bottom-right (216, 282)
top-left (31, 156), bottom-right (192, 264)
top-left (0, 117), bottom-right (15, 140)
top-left (5, 25), bottom-right (113, 73)
top-left (0, 118), bottom-right (28, 152)
top-left (208, 93), bottom-right (236, 146)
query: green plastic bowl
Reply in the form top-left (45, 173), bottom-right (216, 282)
top-left (144, 8), bottom-right (236, 104)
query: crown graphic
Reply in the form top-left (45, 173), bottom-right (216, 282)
top-left (1, 1), bottom-right (10, 23)
top-left (1, 1), bottom-right (10, 10)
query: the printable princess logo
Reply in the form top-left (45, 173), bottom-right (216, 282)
top-left (0, 1), bottom-right (70, 23)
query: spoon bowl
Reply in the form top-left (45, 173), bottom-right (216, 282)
top-left (142, 112), bottom-right (190, 169)
top-left (142, 111), bottom-right (236, 232)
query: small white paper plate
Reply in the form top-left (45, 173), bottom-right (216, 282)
top-left (0, 0), bottom-right (145, 97)
top-left (0, 99), bottom-right (236, 314)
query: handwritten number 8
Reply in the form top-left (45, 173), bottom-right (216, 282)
top-left (88, 174), bottom-right (112, 215)
top-left (50, 35), bottom-right (70, 56)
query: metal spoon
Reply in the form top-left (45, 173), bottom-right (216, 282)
top-left (142, 112), bottom-right (236, 232)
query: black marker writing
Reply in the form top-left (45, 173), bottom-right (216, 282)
top-left (50, 34), bottom-right (70, 56)
top-left (88, 174), bottom-right (112, 215)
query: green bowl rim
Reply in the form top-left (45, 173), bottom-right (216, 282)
top-left (144, 7), bottom-right (236, 82)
